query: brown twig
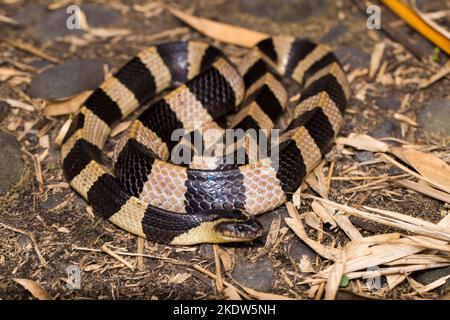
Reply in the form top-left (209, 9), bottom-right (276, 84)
top-left (0, 223), bottom-right (46, 265)
top-left (0, 37), bottom-right (60, 63)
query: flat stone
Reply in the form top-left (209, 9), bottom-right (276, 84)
top-left (287, 239), bottom-right (316, 261)
top-left (417, 99), bottom-right (450, 137)
top-left (239, 0), bottom-right (330, 22)
top-left (388, 167), bottom-right (404, 176)
top-left (369, 119), bottom-right (400, 139)
top-left (42, 193), bottom-right (65, 210)
top-left (31, 9), bottom-right (84, 42)
top-left (17, 234), bottom-right (32, 248)
top-left (334, 46), bottom-right (370, 70)
top-left (355, 151), bottom-right (374, 162)
top-left (376, 96), bottom-right (401, 110)
top-left (232, 257), bottom-right (274, 291)
top-left (29, 59), bottom-right (105, 100)
top-left (414, 266), bottom-right (450, 294)
top-left (198, 244), bottom-right (214, 259)
top-left (81, 4), bottom-right (122, 28)
top-left (30, 5), bottom-right (121, 42)
top-left (321, 23), bottom-right (348, 44)
top-left (0, 100), bottom-right (10, 122)
top-left (335, 290), bottom-right (370, 300)
top-left (0, 131), bottom-right (24, 194)
top-left (12, 3), bottom-right (47, 26)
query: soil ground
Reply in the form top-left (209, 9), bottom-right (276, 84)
top-left (0, 0), bottom-right (449, 300)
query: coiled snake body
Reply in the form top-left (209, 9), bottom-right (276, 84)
top-left (61, 36), bottom-right (350, 245)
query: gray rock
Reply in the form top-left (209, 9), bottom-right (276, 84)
top-left (232, 257), bottom-right (274, 291)
top-left (42, 193), bottom-right (65, 210)
top-left (198, 244), bottom-right (214, 259)
top-left (12, 3), bottom-right (47, 26)
top-left (321, 24), bottom-right (348, 44)
top-left (376, 96), bottom-right (401, 110)
top-left (369, 119), bottom-right (399, 139)
top-left (0, 132), bottom-right (24, 194)
top-left (0, 100), bottom-right (10, 122)
top-left (287, 239), bottom-right (316, 261)
top-left (30, 4), bottom-right (121, 42)
top-left (82, 4), bottom-right (122, 28)
top-left (30, 9), bottom-right (83, 42)
top-left (349, 216), bottom-right (379, 233)
top-left (239, 0), bottom-right (330, 22)
top-left (29, 59), bottom-right (105, 100)
top-left (335, 290), bottom-right (370, 300)
top-left (417, 99), bottom-right (450, 137)
top-left (387, 167), bottom-right (404, 176)
top-left (414, 266), bottom-right (450, 294)
top-left (334, 47), bottom-right (370, 70)
top-left (257, 206), bottom-right (288, 244)
top-left (17, 234), bottom-right (32, 248)
top-left (355, 151), bottom-right (374, 162)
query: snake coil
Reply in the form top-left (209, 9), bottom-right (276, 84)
top-left (61, 36), bottom-right (350, 245)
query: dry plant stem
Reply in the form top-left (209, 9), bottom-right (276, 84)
top-left (101, 244), bottom-right (135, 271)
top-left (304, 195), bottom-right (450, 242)
top-left (192, 264), bottom-right (250, 299)
top-left (0, 223), bottom-right (46, 265)
top-left (213, 244), bottom-right (224, 295)
top-left (380, 153), bottom-right (450, 194)
top-left (396, 179), bottom-right (450, 203)
top-left (136, 237), bottom-right (145, 271)
top-left (73, 246), bottom-right (191, 265)
top-left (0, 37), bottom-right (60, 63)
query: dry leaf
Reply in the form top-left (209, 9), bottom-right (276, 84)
top-left (13, 278), bottom-right (53, 300)
top-left (310, 196), bottom-right (450, 242)
top-left (299, 255), bottom-right (315, 273)
top-left (393, 113), bottom-right (417, 126)
top-left (4, 98), bottom-right (35, 112)
top-left (169, 272), bottom-right (192, 284)
top-left (87, 28), bottom-right (131, 38)
top-left (0, 67), bottom-right (27, 81)
top-left (218, 247), bottom-right (234, 272)
top-left (304, 211), bottom-right (322, 231)
top-left (224, 286), bottom-right (242, 300)
top-left (391, 147), bottom-right (450, 194)
top-left (42, 91), bottom-right (91, 116)
top-left (166, 6), bottom-right (268, 47)
top-left (311, 200), bottom-right (337, 227)
top-left (396, 179), bottom-right (450, 203)
top-left (419, 61), bottom-right (450, 89)
top-left (324, 249), bottom-right (346, 300)
top-left (336, 133), bottom-right (390, 152)
top-left (369, 42), bottom-right (386, 79)
top-left (414, 274), bottom-right (450, 294)
top-left (285, 202), bottom-right (341, 261)
top-left (238, 283), bottom-right (296, 300)
top-left (333, 213), bottom-right (363, 240)
top-left (55, 118), bottom-right (72, 146)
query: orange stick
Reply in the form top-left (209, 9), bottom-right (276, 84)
top-left (381, 0), bottom-right (450, 55)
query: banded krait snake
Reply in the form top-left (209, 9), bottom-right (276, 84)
top-left (61, 36), bottom-right (350, 245)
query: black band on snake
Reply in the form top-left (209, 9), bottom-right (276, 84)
top-left (60, 36), bottom-right (350, 245)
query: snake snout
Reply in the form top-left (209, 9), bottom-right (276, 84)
top-left (215, 214), bottom-right (263, 241)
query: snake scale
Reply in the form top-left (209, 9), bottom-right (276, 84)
top-left (61, 36), bottom-right (350, 245)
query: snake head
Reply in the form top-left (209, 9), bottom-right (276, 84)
top-left (169, 209), bottom-right (263, 245)
top-left (212, 210), bottom-right (263, 243)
